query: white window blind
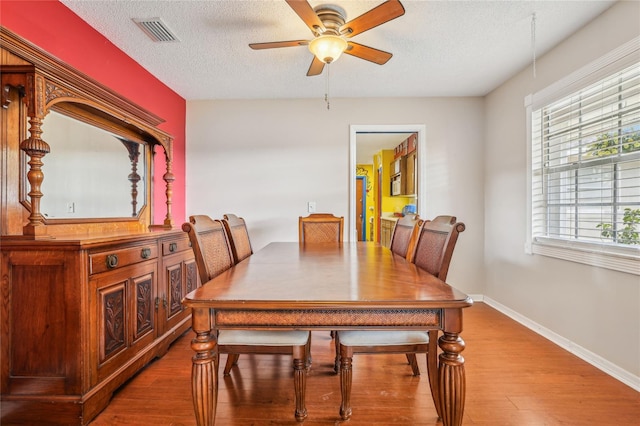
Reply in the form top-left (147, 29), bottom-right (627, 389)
top-left (528, 45), bottom-right (640, 274)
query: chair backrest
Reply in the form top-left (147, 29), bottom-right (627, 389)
top-left (389, 214), bottom-right (423, 259)
top-left (222, 213), bottom-right (253, 264)
top-left (408, 215), bottom-right (465, 281)
top-left (299, 213), bottom-right (344, 243)
top-left (182, 215), bottom-right (234, 283)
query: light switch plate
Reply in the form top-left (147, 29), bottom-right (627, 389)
top-left (308, 201), bottom-right (316, 213)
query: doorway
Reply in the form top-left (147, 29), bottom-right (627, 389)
top-left (349, 124), bottom-right (426, 242)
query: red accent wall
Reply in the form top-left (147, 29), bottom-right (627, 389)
top-left (1, 0), bottom-right (186, 226)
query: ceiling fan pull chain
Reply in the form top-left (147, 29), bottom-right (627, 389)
top-left (325, 63), bottom-right (331, 110)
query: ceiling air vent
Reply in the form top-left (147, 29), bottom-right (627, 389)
top-left (133, 18), bottom-right (179, 42)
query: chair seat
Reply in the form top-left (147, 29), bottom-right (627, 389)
top-left (219, 330), bottom-right (310, 346)
top-left (338, 330), bottom-right (429, 346)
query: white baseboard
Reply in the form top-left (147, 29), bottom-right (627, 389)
top-left (473, 295), bottom-right (640, 392)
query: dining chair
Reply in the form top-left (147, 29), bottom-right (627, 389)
top-left (182, 215), bottom-right (311, 421)
top-left (222, 213), bottom-right (253, 264)
top-left (389, 213), bottom-right (423, 258)
top-left (299, 213), bottom-right (344, 243)
top-left (334, 215), bottom-right (465, 421)
top-left (299, 213), bottom-right (344, 340)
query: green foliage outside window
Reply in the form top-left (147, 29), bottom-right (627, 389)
top-left (585, 132), bottom-right (640, 158)
top-left (597, 208), bottom-right (640, 245)
top-left (587, 132), bottom-right (640, 245)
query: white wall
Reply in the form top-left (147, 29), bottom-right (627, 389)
top-left (186, 97), bottom-right (485, 294)
top-left (484, 0), bottom-right (639, 382)
top-left (186, 0), bottom-right (639, 389)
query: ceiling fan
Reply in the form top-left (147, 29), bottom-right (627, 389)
top-left (249, 0), bottom-right (405, 76)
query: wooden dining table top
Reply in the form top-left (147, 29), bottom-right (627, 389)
top-left (183, 241), bottom-right (472, 311)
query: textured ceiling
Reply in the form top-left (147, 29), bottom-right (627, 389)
top-left (60, 0), bottom-right (616, 101)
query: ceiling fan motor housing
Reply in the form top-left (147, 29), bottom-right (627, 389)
top-left (313, 5), bottom-right (347, 36)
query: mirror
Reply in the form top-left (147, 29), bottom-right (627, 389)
top-left (39, 110), bottom-right (146, 219)
top-left (1, 28), bottom-right (175, 237)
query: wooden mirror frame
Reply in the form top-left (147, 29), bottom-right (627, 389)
top-left (0, 27), bottom-right (174, 238)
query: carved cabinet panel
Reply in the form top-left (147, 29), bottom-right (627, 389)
top-left (90, 260), bottom-right (157, 384)
top-left (159, 234), bottom-right (199, 334)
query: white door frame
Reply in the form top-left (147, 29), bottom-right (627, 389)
top-left (349, 124), bottom-right (427, 242)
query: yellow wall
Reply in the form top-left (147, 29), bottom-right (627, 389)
top-left (376, 150), bottom-right (415, 215)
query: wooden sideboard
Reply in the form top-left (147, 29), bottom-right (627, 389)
top-left (0, 229), bottom-right (198, 424)
top-left (0, 27), bottom-right (192, 424)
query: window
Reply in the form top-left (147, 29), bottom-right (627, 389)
top-left (526, 38), bottom-right (640, 275)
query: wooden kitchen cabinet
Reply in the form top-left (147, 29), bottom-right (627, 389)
top-left (380, 218), bottom-right (396, 247)
top-left (405, 151), bottom-right (417, 196)
top-left (389, 134), bottom-right (418, 197)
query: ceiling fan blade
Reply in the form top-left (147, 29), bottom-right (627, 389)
top-left (249, 40), bottom-right (309, 50)
top-left (345, 42), bottom-right (393, 65)
top-left (340, 0), bottom-right (405, 38)
top-left (286, 0), bottom-right (326, 35)
top-left (307, 56), bottom-right (325, 76)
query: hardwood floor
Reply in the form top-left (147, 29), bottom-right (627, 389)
top-left (90, 303), bottom-right (640, 425)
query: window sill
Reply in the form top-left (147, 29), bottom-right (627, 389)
top-left (531, 238), bottom-right (640, 275)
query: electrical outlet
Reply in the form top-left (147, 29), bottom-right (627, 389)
top-left (308, 201), bottom-right (316, 213)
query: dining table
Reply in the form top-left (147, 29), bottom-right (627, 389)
top-left (182, 241), bottom-right (473, 426)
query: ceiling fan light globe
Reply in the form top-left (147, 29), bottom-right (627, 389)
top-left (308, 35), bottom-right (347, 64)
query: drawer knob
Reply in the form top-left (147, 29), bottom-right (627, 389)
top-left (141, 248), bottom-right (151, 259)
top-left (106, 254), bottom-right (119, 269)
top-left (169, 242), bottom-right (178, 252)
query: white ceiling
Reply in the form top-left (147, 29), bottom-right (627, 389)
top-left (58, 0), bottom-right (616, 164)
top-left (60, 0), bottom-right (616, 101)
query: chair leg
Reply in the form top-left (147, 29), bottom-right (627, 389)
top-left (293, 346), bottom-right (308, 422)
top-left (333, 333), bottom-right (341, 373)
top-left (426, 330), bottom-right (442, 420)
top-left (407, 353), bottom-right (421, 375)
top-left (223, 353), bottom-right (240, 376)
top-left (339, 345), bottom-right (353, 420)
top-left (305, 333), bottom-right (312, 370)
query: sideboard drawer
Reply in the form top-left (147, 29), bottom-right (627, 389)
top-left (161, 237), bottom-right (191, 256)
top-left (90, 244), bottom-right (159, 275)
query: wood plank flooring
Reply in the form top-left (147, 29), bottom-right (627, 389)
top-left (90, 303), bottom-right (640, 425)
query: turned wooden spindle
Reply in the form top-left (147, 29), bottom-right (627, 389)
top-left (123, 141), bottom-right (141, 217)
top-left (20, 115), bottom-right (51, 237)
top-left (163, 165), bottom-right (175, 227)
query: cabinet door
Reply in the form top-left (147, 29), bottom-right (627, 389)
top-left (381, 220), bottom-right (393, 248)
top-left (160, 253), bottom-right (198, 334)
top-left (405, 152), bottom-right (417, 195)
top-left (90, 261), bottom-right (157, 385)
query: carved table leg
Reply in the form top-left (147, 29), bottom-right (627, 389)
top-left (438, 331), bottom-right (466, 426)
top-left (293, 346), bottom-right (308, 421)
top-left (190, 308), bottom-right (218, 426)
top-left (339, 346), bottom-right (353, 420)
